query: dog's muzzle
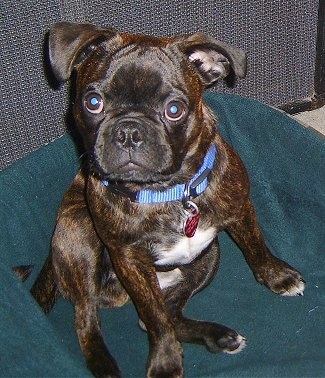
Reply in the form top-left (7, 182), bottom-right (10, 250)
top-left (94, 116), bottom-right (166, 179)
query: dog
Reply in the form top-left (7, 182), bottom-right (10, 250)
top-left (31, 22), bottom-right (305, 378)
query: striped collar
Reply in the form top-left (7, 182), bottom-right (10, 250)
top-left (101, 144), bottom-right (216, 204)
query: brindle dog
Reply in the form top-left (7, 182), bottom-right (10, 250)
top-left (31, 22), bottom-right (305, 377)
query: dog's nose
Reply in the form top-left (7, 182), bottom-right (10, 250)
top-left (114, 123), bottom-right (144, 149)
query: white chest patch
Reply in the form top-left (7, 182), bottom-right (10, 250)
top-left (155, 227), bottom-right (216, 267)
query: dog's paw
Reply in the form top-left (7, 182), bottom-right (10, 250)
top-left (147, 363), bottom-right (183, 378)
top-left (279, 276), bottom-right (305, 297)
top-left (255, 257), bottom-right (305, 297)
top-left (204, 328), bottom-right (246, 354)
top-left (147, 337), bottom-right (183, 378)
top-left (222, 334), bottom-right (247, 354)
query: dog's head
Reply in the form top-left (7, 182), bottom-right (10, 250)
top-left (49, 22), bottom-right (246, 188)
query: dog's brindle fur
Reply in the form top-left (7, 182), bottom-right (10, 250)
top-left (31, 22), bottom-right (305, 378)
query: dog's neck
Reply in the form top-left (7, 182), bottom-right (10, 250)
top-left (101, 144), bottom-right (217, 204)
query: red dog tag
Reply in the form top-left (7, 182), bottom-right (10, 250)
top-left (183, 201), bottom-right (200, 237)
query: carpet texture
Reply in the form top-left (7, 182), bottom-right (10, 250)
top-left (0, 93), bottom-right (324, 377)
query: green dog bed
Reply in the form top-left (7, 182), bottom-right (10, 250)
top-left (1, 93), bottom-right (324, 377)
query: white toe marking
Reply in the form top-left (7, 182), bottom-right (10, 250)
top-left (138, 318), bottom-right (147, 331)
top-left (224, 334), bottom-right (247, 355)
top-left (281, 279), bottom-right (305, 296)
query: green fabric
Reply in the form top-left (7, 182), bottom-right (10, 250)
top-left (0, 93), bottom-right (324, 377)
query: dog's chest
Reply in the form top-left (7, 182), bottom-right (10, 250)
top-left (154, 226), bottom-right (216, 267)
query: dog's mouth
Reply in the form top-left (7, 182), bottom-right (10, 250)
top-left (90, 151), bottom-right (178, 185)
top-left (112, 159), bottom-right (150, 175)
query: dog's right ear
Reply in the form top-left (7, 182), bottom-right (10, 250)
top-left (49, 22), bottom-right (118, 82)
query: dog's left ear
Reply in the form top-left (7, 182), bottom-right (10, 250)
top-left (178, 32), bottom-right (247, 86)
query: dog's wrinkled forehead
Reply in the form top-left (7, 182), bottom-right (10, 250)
top-left (102, 45), bottom-right (186, 106)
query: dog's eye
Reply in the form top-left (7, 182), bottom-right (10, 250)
top-left (164, 101), bottom-right (186, 122)
top-left (84, 92), bottom-right (104, 114)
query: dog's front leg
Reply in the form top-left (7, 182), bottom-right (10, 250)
top-left (107, 244), bottom-right (183, 378)
top-left (163, 240), bottom-right (246, 355)
top-left (227, 200), bottom-right (305, 296)
top-left (75, 301), bottom-right (121, 378)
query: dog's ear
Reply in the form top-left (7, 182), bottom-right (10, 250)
top-left (178, 32), bottom-right (247, 87)
top-left (49, 22), bottom-right (118, 82)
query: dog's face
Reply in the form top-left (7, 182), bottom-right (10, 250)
top-left (76, 42), bottom-right (204, 185)
top-left (49, 23), bottom-right (246, 187)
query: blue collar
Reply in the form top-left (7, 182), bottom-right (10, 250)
top-left (101, 144), bottom-right (216, 204)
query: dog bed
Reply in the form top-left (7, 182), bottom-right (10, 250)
top-left (1, 93), bottom-right (324, 377)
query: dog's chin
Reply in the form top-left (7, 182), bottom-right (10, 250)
top-left (93, 161), bottom-right (177, 187)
